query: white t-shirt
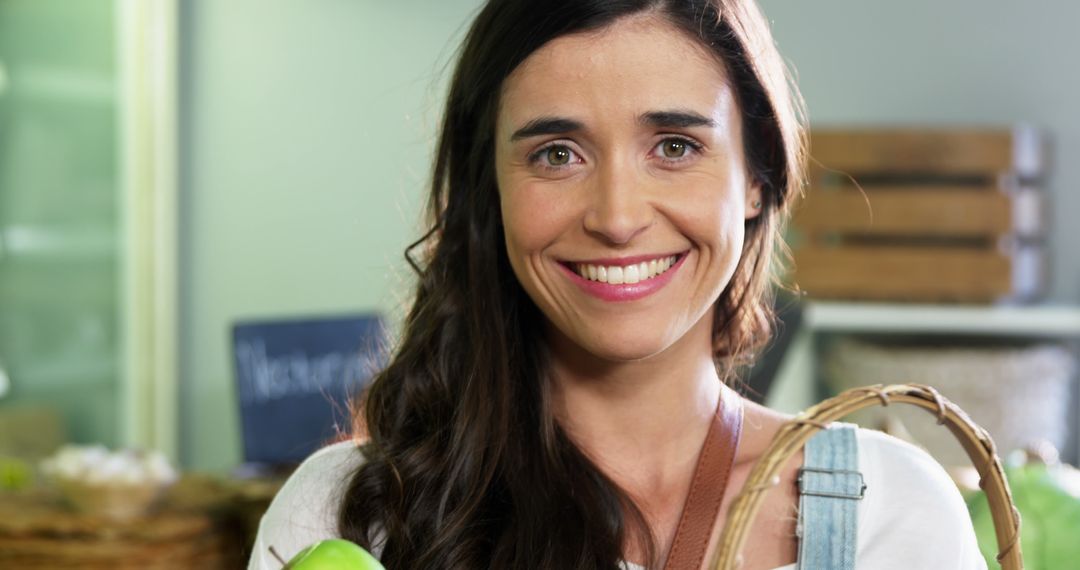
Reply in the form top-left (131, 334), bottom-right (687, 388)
top-left (248, 428), bottom-right (987, 569)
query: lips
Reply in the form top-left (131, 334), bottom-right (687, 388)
top-left (558, 252), bottom-right (688, 302)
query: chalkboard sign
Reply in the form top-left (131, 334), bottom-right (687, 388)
top-left (232, 314), bottom-right (386, 466)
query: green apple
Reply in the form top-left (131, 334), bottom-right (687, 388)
top-left (0, 457), bottom-right (32, 491)
top-left (284, 539), bottom-right (385, 569)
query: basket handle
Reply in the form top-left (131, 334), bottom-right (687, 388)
top-left (708, 383), bottom-right (1023, 570)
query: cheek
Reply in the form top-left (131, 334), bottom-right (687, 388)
top-left (499, 182), bottom-right (577, 258)
top-left (671, 176), bottom-right (747, 247)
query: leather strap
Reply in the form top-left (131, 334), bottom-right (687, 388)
top-left (662, 384), bottom-right (744, 570)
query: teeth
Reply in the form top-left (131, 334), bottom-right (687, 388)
top-left (575, 255), bottom-right (679, 284)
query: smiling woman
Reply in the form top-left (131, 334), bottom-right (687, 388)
top-left (496, 18), bottom-right (760, 365)
top-left (248, 1), bottom-right (985, 569)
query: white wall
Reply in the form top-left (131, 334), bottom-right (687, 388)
top-left (179, 1), bottom-right (482, 471)
top-left (760, 0), bottom-right (1080, 303)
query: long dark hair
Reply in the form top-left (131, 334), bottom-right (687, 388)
top-left (339, 1), bottom-right (806, 568)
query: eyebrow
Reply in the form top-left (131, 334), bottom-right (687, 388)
top-left (510, 117), bottom-right (584, 141)
top-left (639, 110), bottom-right (716, 129)
top-left (508, 109), bottom-right (715, 142)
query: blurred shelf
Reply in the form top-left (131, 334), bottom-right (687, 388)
top-left (0, 65), bottom-right (115, 107)
top-left (0, 224), bottom-right (116, 261)
top-left (804, 301), bottom-right (1080, 337)
top-left (6, 356), bottom-right (116, 388)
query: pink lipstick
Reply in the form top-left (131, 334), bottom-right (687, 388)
top-left (558, 252), bottom-right (687, 302)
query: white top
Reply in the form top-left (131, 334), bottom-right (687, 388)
top-left (248, 428), bottom-right (987, 569)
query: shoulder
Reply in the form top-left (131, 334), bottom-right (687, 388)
top-left (854, 427), bottom-right (963, 506)
top-left (852, 427), bottom-right (987, 569)
top-left (247, 440), bottom-right (369, 569)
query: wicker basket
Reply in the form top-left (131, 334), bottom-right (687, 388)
top-left (0, 478), bottom-right (246, 569)
top-left (54, 477), bottom-right (168, 521)
top-left (825, 338), bottom-right (1074, 467)
top-left (711, 384), bottom-right (1023, 569)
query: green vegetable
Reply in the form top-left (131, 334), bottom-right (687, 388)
top-left (283, 539), bottom-right (385, 569)
top-left (0, 457), bottom-right (32, 491)
top-left (968, 463), bottom-right (1080, 569)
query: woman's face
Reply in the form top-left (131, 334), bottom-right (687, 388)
top-left (495, 15), bottom-right (760, 363)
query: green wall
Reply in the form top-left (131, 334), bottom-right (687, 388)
top-left (179, 1), bottom-right (482, 471)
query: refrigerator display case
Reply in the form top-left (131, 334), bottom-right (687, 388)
top-left (0, 0), bottom-right (177, 459)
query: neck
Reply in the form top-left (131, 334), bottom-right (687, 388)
top-left (547, 314), bottom-right (724, 495)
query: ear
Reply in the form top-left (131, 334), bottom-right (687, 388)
top-left (744, 184), bottom-right (764, 220)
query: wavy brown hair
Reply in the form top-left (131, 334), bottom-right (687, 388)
top-left (339, 1), bottom-right (806, 568)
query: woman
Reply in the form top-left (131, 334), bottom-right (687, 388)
top-left (250, 1), bottom-right (985, 568)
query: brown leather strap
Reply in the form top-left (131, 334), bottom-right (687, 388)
top-left (663, 384), bottom-right (744, 570)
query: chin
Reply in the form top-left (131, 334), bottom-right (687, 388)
top-left (574, 331), bottom-right (674, 363)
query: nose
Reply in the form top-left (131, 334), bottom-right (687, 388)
top-left (582, 160), bottom-right (654, 246)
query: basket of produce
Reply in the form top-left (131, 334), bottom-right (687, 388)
top-left (965, 444), bottom-right (1080, 569)
top-left (0, 490), bottom-right (239, 569)
top-left (0, 444), bottom-right (244, 569)
top-left (40, 444), bottom-right (179, 521)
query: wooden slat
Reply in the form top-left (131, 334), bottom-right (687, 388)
top-left (791, 186), bottom-right (1014, 237)
top-left (809, 127), bottom-right (1044, 178)
top-left (791, 245), bottom-right (1020, 302)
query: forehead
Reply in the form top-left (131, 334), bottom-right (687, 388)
top-left (498, 15), bottom-right (734, 128)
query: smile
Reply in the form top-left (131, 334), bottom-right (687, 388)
top-left (558, 252), bottom-right (687, 303)
top-left (574, 255), bottom-right (679, 284)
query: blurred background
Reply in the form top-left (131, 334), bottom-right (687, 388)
top-left (2, 0), bottom-right (1080, 567)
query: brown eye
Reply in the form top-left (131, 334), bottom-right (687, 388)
top-left (662, 140), bottom-right (687, 158)
top-left (546, 146), bottom-right (572, 165)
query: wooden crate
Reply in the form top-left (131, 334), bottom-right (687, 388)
top-left (789, 127), bottom-right (1047, 303)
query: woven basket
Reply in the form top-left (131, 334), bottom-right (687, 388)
top-left (54, 477), bottom-right (168, 521)
top-left (710, 384), bottom-right (1023, 569)
top-left (0, 478), bottom-right (246, 569)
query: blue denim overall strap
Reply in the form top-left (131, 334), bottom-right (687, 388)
top-left (795, 424), bottom-right (864, 570)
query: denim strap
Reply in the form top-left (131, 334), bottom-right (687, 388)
top-left (796, 424), bottom-right (863, 570)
